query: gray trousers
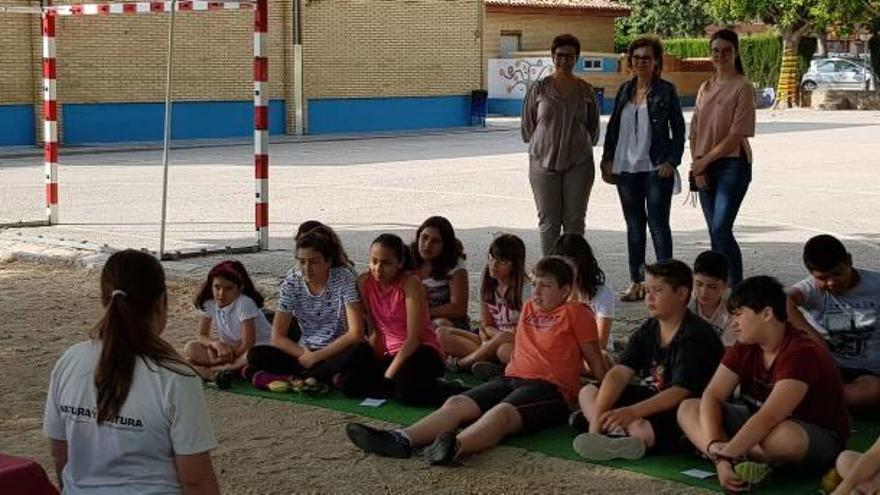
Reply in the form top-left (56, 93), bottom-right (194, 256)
top-left (529, 162), bottom-right (595, 255)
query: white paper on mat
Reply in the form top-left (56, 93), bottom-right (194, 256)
top-left (359, 398), bottom-right (387, 408)
top-left (681, 468), bottom-right (716, 480)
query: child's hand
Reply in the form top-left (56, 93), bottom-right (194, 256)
top-left (298, 350), bottom-right (319, 369)
top-left (209, 341), bottom-right (235, 363)
top-left (717, 461), bottom-right (747, 492)
top-left (599, 406), bottom-right (640, 432)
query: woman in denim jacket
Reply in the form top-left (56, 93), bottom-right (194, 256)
top-left (600, 36), bottom-right (685, 301)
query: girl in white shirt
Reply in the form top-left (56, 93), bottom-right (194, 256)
top-left (43, 249), bottom-right (218, 495)
top-left (550, 234), bottom-right (616, 351)
top-left (183, 260), bottom-right (272, 375)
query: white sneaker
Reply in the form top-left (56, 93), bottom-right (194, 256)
top-left (572, 432), bottom-right (646, 461)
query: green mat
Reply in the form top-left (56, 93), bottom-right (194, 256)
top-left (219, 379), bottom-right (879, 494)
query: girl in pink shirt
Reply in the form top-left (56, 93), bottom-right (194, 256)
top-left (349, 234), bottom-right (457, 407)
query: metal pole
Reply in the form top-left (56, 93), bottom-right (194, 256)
top-left (158, 0), bottom-right (176, 259)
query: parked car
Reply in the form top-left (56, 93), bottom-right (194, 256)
top-left (801, 58), bottom-right (877, 91)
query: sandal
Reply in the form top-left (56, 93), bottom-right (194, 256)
top-left (619, 282), bottom-right (645, 302)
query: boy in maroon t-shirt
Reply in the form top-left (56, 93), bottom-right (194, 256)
top-left (677, 276), bottom-right (849, 492)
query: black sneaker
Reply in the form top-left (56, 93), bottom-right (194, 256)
top-left (471, 361), bottom-right (504, 381)
top-left (568, 410), bottom-right (589, 433)
top-left (423, 432), bottom-right (460, 466)
top-left (345, 423), bottom-right (412, 458)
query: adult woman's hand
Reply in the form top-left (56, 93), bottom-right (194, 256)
top-left (600, 159), bottom-right (616, 184)
top-left (657, 163), bottom-right (675, 178)
top-left (717, 460), bottom-right (748, 492)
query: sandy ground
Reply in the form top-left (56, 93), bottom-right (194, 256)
top-left (0, 259), bottom-right (712, 494)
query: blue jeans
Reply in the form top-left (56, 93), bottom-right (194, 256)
top-left (616, 171), bottom-right (674, 283)
top-left (699, 157), bottom-right (751, 285)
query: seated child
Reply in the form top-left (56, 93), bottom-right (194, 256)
top-left (572, 259), bottom-right (724, 461)
top-left (678, 276), bottom-right (850, 492)
top-left (787, 234), bottom-right (880, 411)
top-left (343, 234), bottom-right (460, 407)
top-left (411, 216), bottom-right (471, 331)
top-left (439, 234), bottom-right (527, 377)
top-left (246, 228), bottom-right (371, 386)
top-left (183, 260), bottom-right (272, 376)
top-left (550, 234), bottom-right (616, 352)
top-left (345, 256), bottom-right (607, 464)
top-left (690, 250), bottom-right (737, 346)
top-left (834, 435), bottom-right (880, 495)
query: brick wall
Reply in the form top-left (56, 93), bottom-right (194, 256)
top-left (484, 10), bottom-right (616, 71)
top-left (301, 0), bottom-right (483, 99)
top-left (0, 0), bottom-right (38, 106)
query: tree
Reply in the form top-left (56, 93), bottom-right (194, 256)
top-left (616, 0), bottom-right (712, 39)
top-left (709, 0), bottom-right (878, 107)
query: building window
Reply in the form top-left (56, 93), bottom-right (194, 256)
top-left (583, 57), bottom-right (603, 71)
top-left (500, 31), bottom-right (522, 58)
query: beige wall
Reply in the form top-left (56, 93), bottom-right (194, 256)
top-left (301, 0), bottom-right (482, 98)
top-left (2, 0), bottom-right (485, 138)
top-left (484, 11), bottom-right (616, 74)
top-left (0, 1), bottom-right (38, 106)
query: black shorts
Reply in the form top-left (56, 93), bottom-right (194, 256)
top-left (721, 403), bottom-right (840, 470)
top-left (839, 367), bottom-right (880, 384)
top-left (614, 384), bottom-right (682, 452)
top-left (463, 377), bottom-right (569, 433)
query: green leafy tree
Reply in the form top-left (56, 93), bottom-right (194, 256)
top-left (616, 0), bottom-right (712, 42)
top-left (709, 0), bottom-right (879, 107)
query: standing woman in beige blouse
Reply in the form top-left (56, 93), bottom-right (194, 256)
top-left (522, 34), bottom-right (601, 255)
top-left (689, 29), bottom-right (756, 285)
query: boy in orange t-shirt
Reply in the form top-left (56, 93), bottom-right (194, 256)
top-left (345, 256), bottom-right (608, 464)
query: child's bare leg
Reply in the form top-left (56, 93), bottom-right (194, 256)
top-left (433, 317), bottom-right (455, 328)
top-left (625, 419), bottom-right (656, 448)
top-left (437, 327), bottom-right (481, 360)
top-left (212, 351), bottom-right (249, 372)
top-left (459, 332), bottom-right (513, 368)
top-left (837, 450), bottom-right (863, 478)
top-left (455, 402), bottom-right (523, 455)
top-left (578, 384), bottom-right (601, 424)
top-left (746, 420), bottom-right (809, 465)
top-left (496, 343), bottom-right (514, 364)
top-left (402, 395), bottom-right (482, 447)
top-left (844, 376), bottom-right (880, 410)
top-left (676, 398), bottom-right (716, 454)
top-left (183, 341), bottom-right (222, 367)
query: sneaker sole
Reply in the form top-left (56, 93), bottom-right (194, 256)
top-left (345, 424), bottom-right (411, 459)
top-left (572, 432), bottom-right (646, 461)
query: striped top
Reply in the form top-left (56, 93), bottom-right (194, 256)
top-left (277, 267), bottom-right (360, 350)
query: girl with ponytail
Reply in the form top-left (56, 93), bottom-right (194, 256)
top-left (689, 28), bottom-right (757, 286)
top-left (43, 249), bottom-right (219, 494)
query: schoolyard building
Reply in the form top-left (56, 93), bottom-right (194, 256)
top-left (0, 0), bottom-right (630, 146)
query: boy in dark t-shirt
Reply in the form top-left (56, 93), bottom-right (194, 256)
top-left (678, 276), bottom-right (849, 493)
top-left (572, 260), bottom-right (724, 461)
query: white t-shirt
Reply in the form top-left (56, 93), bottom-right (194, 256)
top-left (793, 269), bottom-right (880, 373)
top-left (43, 341), bottom-right (217, 495)
top-left (688, 297), bottom-right (737, 346)
top-left (199, 294), bottom-right (272, 346)
top-left (579, 283), bottom-right (616, 320)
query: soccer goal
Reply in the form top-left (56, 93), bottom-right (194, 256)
top-left (0, 0), bottom-right (270, 258)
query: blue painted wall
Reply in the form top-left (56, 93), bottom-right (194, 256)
top-left (307, 95), bottom-right (472, 135)
top-left (62, 100), bottom-right (286, 144)
top-left (0, 105), bottom-right (35, 146)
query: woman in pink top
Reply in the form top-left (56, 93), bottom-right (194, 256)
top-left (689, 29), bottom-right (756, 286)
top-left (350, 233), bottom-right (458, 407)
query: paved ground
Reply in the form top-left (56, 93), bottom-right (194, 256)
top-left (2, 109), bottom-right (879, 305)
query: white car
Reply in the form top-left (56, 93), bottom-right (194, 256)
top-left (801, 58), bottom-right (877, 91)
